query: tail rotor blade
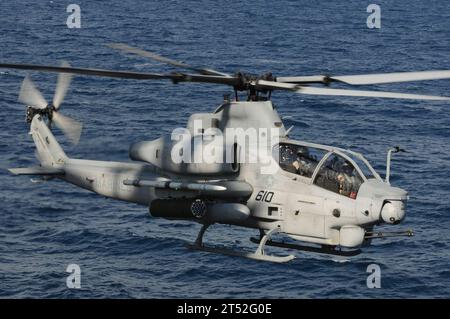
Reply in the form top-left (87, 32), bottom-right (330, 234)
top-left (52, 112), bottom-right (82, 145)
top-left (18, 76), bottom-right (48, 108)
top-left (53, 61), bottom-right (73, 110)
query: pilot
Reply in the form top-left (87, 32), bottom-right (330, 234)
top-left (292, 147), bottom-right (311, 176)
top-left (279, 145), bottom-right (298, 174)
top-left (337, 162), bottom-right (361, 198)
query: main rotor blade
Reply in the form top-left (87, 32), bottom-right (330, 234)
top-left (0, 63), bottom-right (239, 86)
top-left (276, 75), bottom-right (329, 84)
top-left (53, 61), bottom-right (73, 110)
top-left (296, 86), bottom-right (450, 100)
top-left (108, 43), bottom-right (231, 77)
top-left (18, 76), bottom-right (48, 108)
top-left (256, 80), bottom-right (450, 100)
top-left (52, 112), bottom-right (83, 145)
top-left (277, 70), bottom-right (450, 86)
top-left (331, 70), bottom-right (450, 85)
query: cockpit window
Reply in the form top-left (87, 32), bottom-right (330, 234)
top-left (345, 153), bottom-right (375, 180)
top-left (275, 143), bottom-right (327, 178)
top-left (314, 153), bottom-right (363, 199)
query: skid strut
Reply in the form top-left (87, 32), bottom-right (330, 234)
top-left (187, 224), bottom-right (295, 263)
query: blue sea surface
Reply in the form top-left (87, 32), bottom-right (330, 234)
top-left (0, 0), bottom-right (449, 298)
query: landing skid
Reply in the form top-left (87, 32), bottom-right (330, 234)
top-left (249, 237), bottom-right (361, 257)
top-left (187, 224), bottom-right (295, 263)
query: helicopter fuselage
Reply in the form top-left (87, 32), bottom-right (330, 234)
top-left (23, 100), bottom-right (409, 257)
top-left (7, 44), bottom-right (449, 261)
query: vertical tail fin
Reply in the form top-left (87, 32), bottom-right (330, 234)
top-left (30, 115), bottom-right (68, 167)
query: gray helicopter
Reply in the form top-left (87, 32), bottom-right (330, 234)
top-left (2, 43), bottom-right (450, 262)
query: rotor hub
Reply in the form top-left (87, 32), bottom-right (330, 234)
top-left (231, 72), bottom-right (276, 101)
top-left (25, 104), bottom-right (55, 123)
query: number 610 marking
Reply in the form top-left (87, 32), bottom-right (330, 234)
top-left (255, 190), bottom-right (274, 203)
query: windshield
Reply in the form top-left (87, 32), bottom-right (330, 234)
top-left (341, 151), bottom-right (378, 180)
top-left (314, 153), bottom-right (363, 199)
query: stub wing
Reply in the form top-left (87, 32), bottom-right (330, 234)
top-left (123, 178), bottom-right (253, 198)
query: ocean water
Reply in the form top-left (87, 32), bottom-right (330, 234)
top-left (0, 0), bottom-right (449, 298)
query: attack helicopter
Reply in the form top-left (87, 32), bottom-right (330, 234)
top-left (2, 43), bottom-right (450, 262)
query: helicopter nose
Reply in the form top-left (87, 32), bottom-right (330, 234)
top-left (357, 180), bottom-right (408, 224)
top-left (381, 199), bottom-right (407, 224)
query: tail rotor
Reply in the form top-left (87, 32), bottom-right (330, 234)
top-left (18, 61), bottom-right (82, 145)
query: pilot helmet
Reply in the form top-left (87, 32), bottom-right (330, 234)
top-left (341, 161), bottom-right (354, 175)
top-left (296, 146), bottom-right (308, 156)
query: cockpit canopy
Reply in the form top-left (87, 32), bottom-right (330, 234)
top-left (274, 142), bottom-right (380, 199)
top-left (276, 143), bottom-right (327, 178)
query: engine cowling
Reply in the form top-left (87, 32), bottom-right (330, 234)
top-left (129, 136), bottom-right (239, 175)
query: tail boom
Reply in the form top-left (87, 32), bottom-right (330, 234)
top-left (30, 115), bottom-right (67, 167)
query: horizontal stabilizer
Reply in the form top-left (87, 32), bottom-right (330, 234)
top-left (8, 166), bottom-right (65, 176)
